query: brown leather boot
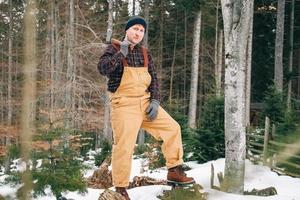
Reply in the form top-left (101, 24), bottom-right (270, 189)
top-left (115, 187), bottom-right (131, 200)
top-left (167, 165), bottom-right (195, 185)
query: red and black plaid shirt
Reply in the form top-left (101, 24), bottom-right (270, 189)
top-left (98, 44), bottom-right (160, 101)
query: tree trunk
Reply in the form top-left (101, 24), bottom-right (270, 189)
top-left (143, 0), bottom-right (149, 48)
top-left (183, 9), bottom-right (187, 111)
top-left (5, 0), bottom-right (13, 174)
top-left (214, 0), bottom-right (220, 96)
top-left (274, 0), bottom-right (285, 92)
top-left (132, 0), bottom-right (136, 16)
top-left (298, 49), bottom-right (300, 99)
top-left (245, 4), bottom-right (254, 127)
top-left (169, 23), bottom-right (177, 105)
top-left (7, 0), bottom-right (12, 125)
top-left (287, 0), bottom-right (294, 111)
top-left (158, 4), bottom-right (164, 88)
top-left (103, 0), bottom-right (114, 145)
top-left (20, 0), bottom-right (37, 197)
top-left (64, 0), bottom-right (75, 147)
top-left (221, 0), bottom-right (254, 194)
top-left (188, 11), bottom-right (201, 129)
top-left (50, 0), bottom-right (55, 126)
top-left (138, 0), bottom-right (150, 145)
top-left (216, 29), bottom-right (223, 97)
top-left (54, 0), bottom-right (61, 110)
top-left (198, 38), bottom-right (203, 119)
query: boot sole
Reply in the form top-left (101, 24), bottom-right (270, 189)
top-left (167, 180), bottom-right (195, 187)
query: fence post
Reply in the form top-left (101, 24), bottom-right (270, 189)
top-left (263, 116), bottom-right (270, 164)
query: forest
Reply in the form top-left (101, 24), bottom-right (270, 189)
top-left (0, 0), bottom-right (300, 199)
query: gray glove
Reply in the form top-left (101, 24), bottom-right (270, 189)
top-left (120, 40), bottom-right (131, 57)
top-left (146, 99), bottom-right (160, 121)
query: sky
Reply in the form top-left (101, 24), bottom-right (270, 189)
top-left (1, 156), bottom-right (300, 200)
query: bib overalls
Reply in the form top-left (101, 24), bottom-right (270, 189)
top-left (110, 48), bottom-right (184, 187)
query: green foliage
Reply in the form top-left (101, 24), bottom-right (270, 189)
top-left (8, 144), bottom-right (21, 160)
top-left (5, 128), bottom-right (87, 200)
top-left (193, 96), bottom-right (225, 163)
top-left (158, 184), bottom-right (207, 200)
top-left (94, 139), bottom-right (112, 166)
top-left (134, 144), bottom-right (148, 158)
top-left (262, 85), bottom-right (285, 124)
top-left (31, 148), bottom-right (87, 199)
top-left (166, 97), bottom-right (225, 163)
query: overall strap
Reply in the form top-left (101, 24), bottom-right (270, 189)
top-left (142, 47), bottom-right (148, 68)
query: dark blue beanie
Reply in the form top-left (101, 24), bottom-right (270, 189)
top-left (125, 16), bottom-right (147, 31)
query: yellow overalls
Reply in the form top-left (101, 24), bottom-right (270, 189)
top-left (109, 48), bottom-right (183, 187)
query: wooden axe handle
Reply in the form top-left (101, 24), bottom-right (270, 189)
top-left (111, 38), bottom-right (121, 45)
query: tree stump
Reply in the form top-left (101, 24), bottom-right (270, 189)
top-left (98, 189), bottom-right (126, 200)
top-left (88, 156), bottom-right (113, 189)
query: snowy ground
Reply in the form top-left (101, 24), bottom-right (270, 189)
top-left (1, 157), bottom-right (300, 200)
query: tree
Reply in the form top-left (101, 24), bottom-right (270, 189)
top-left (221, 0), bottom-right (254, 194)
top-left (287, 0), bottom-right (295, 111)
top-left (274, 0), bottom-right (285, 92)
top-left (20, 0), bottom-right (37, 198)
top-left (188, 10), bottom-right (201, 129)
top-left (103, 0), bottom-right (113, 144)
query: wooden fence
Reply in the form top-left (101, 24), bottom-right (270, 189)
top-left (246, 116), bottom-right (300, 178)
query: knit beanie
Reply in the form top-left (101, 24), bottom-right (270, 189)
top-left (125, 16), bottom-right (147, 32)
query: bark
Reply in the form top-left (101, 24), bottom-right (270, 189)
top-left (298, 49), bottom-right (300, 99)
top-left (7, 0), bottom-right (12, 125)
top-left (128, 176), bottom-right (167, 189)
top-left (5, 0), bottom-right (13, 174)
top-left (245, 4), bottom-right (254, 127)
top-left (88, 157), bottom-right (113, 189)
top-left (158, 4), bottom-right (164, 87)
top-left (138, 0), bottom-right (150, 145)
top-left (20, 0), bottom-right (37, 198)
top-left (132, 0), bottom-right (136, 16)
top-left (183, 9), bottom-right (187, 110)
top-left (216, 30), bottom-right (223, 97)
top-left (274, 0), bottom-right (285, 92)
top-left (169, 23), bottom-right (177, 105)
top-left (221, 0), bottom-right (254, 194)
top-left (188, 11), bottom-right (201, 129)
top-left (50, 0), bottom-right (55, 126)
top-left (98, 190), bottom-right (125, 200)
top-left (54, 0), bottom-right (61, 110)
top-left (287, 0), bottom-right (294, 111)
top-left (103, 0), bottom-right (114, 145)
top-left (214, 0), bottom-right (220, 96)
top-left (143, 0), bottom-right (149, 48)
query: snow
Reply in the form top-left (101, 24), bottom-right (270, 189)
top-left (1, 158), bottom-right (300, 200)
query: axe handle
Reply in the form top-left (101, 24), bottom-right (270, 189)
top-left (111, 38), bottom-right (121, 45)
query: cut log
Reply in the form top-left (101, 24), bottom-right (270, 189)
top-left (244, 187), bottom-right (277, 196)
top-left (88, 156), bottom-right (113, 189)
top-left (128, 176), bottom-right (167, 189)
top-left (98, 189), bottom-right (126, 200)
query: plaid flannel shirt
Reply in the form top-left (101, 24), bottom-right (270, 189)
top-left (97, 44), bottom-right (160, 102)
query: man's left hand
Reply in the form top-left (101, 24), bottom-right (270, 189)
top-left (146, 99), bottom-right (160, 121)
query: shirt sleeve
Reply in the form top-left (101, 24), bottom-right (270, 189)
top-left (97, 44), bottom-right (125, 76)
top-left (147, 51), bottom-right (161, 102)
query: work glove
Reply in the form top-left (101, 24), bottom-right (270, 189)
top-left (146, 99), bottom-right (160, 121)
top-left (120, 39), bottom-right (131, 57)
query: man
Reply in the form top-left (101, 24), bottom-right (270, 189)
top-left (98, 16), bottom-right (195, 200)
